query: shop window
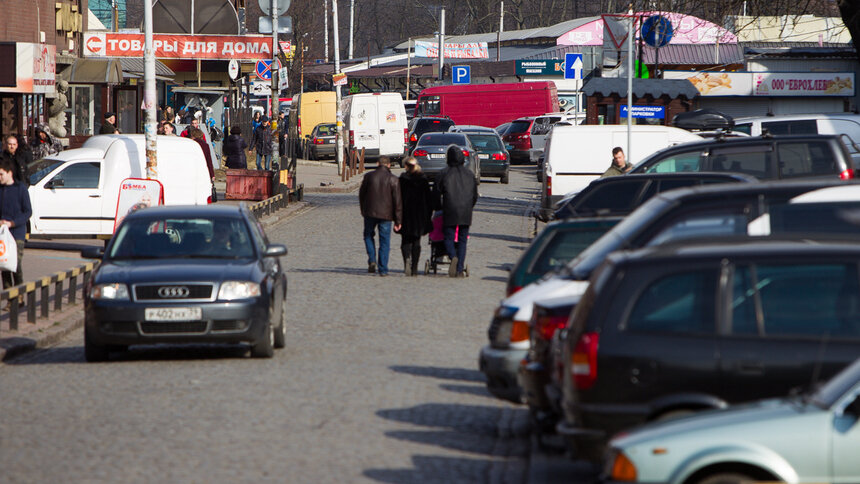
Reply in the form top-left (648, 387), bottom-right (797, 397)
top-left (65, 86), bottom-right (94, 136)
top-left (118, 90), bottom-right (137, 134)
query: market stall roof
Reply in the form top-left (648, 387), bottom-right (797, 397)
top-left (62, 58), bottom-right (124, 84)
top-left (583, 77), bottom-right (699, 99)
top-left (120, 58), bottom-right (176, 80)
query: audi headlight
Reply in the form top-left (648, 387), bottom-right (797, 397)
top-left (91, 283), bottom-right (130, 300)
top-left (218, 281), bottom-right (261, 300)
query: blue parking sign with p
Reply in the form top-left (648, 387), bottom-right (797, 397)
top-left (453, 65), bottom-right (470, 84)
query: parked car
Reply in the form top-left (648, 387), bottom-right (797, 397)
top-left (495, 122), bottom-right (512, 136)
top-left (406, 116), bottom-right (455, 156)
top-left (81, 204), bottom-right (288, 362)
top-left (502, 117), bottom-right (536, 164)
top-left (449, 125), bottom-right (496, 134)
top-left (411, 132), bottom-right (480, 183)
top-left (462, 130), bottom-right (511, 184)
top-left (305, 123), bottom-right (336, 161)
top-left (27, 134), bottom-right (213, 239)
top-left (559, 238), bottom-right (860, 461)
top-left (550, 172), bottom-right (758, 221)
top-left (480, 180), bottom-right (858, 407)
top-left (604, 356), bottom-right (860, 484)
top-left (630, 134), bottom-right (858, 181)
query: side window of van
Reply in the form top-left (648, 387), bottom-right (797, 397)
top-left (48, 162), bottom-right (100, 189)
top-left (761, 120), bottom-right (818, 135)
top-left (644, 151), bottom-right (702, 173)
top-left (731, 264), bottom-right (860, 338)
top-left (625, 270), bottom-right (718, 334)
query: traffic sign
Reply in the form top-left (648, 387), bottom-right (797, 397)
top-left (228, 60), bottom-right (240, 80)
top-left (642, 15), bottom-right (674, 48)
top-left (452, 65), bottom-right (470, 84)
top-left (255, 59), bottom-right (281, 81)
top-left (258, 0), bottom-right (290, 16)
top-left (564, 53), bottom-right (583, 80)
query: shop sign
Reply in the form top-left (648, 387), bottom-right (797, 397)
top-left (332, 73), bottom-right (347, 87)
top-left (414, 41), bottom-right (488, 59)
top-left (82, 32), bottom-right (273, 60)
top-left (515, 60), bottom-right (565, 76)
top-left (753, 72), bottom-right (855, 97)
top-left (0, 43), bottom-right (55, 94)
top-left (620, 105), bottom-right (666, 119)
top-left (664, 71), bottom-right (753, 96)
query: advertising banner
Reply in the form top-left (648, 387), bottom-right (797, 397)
top-left (0, 43), bottom-right (56, 94)
top-left (753, 72), bottom-right (855, 97)
top-left (83, 32), bottom-right (272, 60)
top-left (515, 60), bottom-right (565, 76)
top-left (114, 178), bottom-right (164, 232)
top-left (414, 41), bottom-right (488, 59)
top-left (664, 71), bottom-right (753, 96)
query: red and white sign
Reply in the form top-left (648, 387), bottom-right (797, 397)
top-left (114, 178), bottom-right (164, 232)
top-left (83, 32), bottom-right (273, 60)
top-left (753, 72), bottom-right (855, 97)
top-left (414, 41), bottom-right (489, 59)
top-left (0, 43), bottom-right (56, 94)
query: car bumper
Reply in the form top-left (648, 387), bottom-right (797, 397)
top-left (85, 299), bottom-right (269, 346)
top-left (479, 345), bottom-right (527, 403)
top-left (311, 143), bottom-right (336, 157)
top-left (479, 161), bottom-right (509, 177)
top-left (519, 359), bottom-right (553, 411)
top-left (509, 150), bottom-right (530, 163)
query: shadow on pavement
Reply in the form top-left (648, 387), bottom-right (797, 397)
top-left (6, 343), bottom-right (252, 364)
top-left (291, 267), bottom-right (370, 276)
top-left (439, 383), bottom-right (497, 399)
top-left (469, 232), bottom-right (530, 244)
top-left (481, 276), bottom-right (508, 283)
top-left (390, 365), bottom-right (485, 383)
top-left (364, 454), bottom-right (517, 484)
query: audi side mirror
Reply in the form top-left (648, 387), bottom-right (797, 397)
top-left (264, 244), bottom-right (287, 257)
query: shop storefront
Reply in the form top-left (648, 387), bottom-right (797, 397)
top-left (0, 42), bottom-right (56, 140)
top-left (582, 78), bottom-right (697, 125)
top-left (59, 57), bottom-right (123, 146)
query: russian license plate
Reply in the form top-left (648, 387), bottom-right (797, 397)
top-left (327, 139), bottom-right (334, 144)
top-left (145, 307), bottom-right (203, 321)
top-left (429, 153), bottom-right (445, 159)
top-left (479, 154), bottom-right (489, 159)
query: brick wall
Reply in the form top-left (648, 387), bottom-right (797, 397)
top-left (0, 0), bottom-right (87, 55)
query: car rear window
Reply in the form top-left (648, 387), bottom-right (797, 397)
top-left (574, 180), bottom-right (645, 215)
top-left (507, 120), bottom-right (532, 134)
top-left (467, 134), bottom-right (504, 151)
top-left (415, 118), bottom-right (454, 135)
top-left (417, 133), bottom-right (465, 146)
top-left (730, 263), bottom-right (860, 338)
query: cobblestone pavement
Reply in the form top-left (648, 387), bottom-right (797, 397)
top-left (0, 167), bottom-right (556, 483)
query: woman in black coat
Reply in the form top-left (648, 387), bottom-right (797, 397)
top-left (398, 156), bottom-right (434, 276)
top-left (222, 126), bottom-right (248, 169)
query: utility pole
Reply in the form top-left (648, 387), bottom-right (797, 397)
top-left (406, 38), bottom-right (412, 100)
top-left (324, 0), bottom-right (329, 63)
top-left (271, 0), bottom-right (279, 126)
top-left (348, 0), bottom-right (355, 59)
top-left (437, 7), bottom-right (445, 81)
top-left (626, 12), bottom-right (633, 166)
top-left (333, 0), bottom-right (344, 175)
top-left (144, 0), bottom-right (157, 179)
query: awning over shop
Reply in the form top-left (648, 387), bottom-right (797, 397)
top-left (583, 78), bottom-right (699, 99)
top-left (62, 58), bottom-right (123, 84)
top-left (120, 58), bottom-right (176, 81)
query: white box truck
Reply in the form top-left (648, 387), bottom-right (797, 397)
top-left (342, 93), bottom-right (408, 162)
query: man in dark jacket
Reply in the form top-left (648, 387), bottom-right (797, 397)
top-left (0, 156), bottom-right (32, 291)
top-left (100, 112), bottom-right (119, 134)
top-left (435, 144), bottom-right (478, 277)
top-left (222, 126), bottom-right (248, 169)
top-left (2, 135), bottom-right (31, 185)
top-left (250, 116), bottom-right (274, 170)
top-left (359, 156), bottom-right (402, 276)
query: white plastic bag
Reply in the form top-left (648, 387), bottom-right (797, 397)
top-left (0, 226), bottom-right (18, 273)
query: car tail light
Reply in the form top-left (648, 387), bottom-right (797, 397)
top-left (492, 152), bottom-right (507, 161)
top-left (404, 128), bottom-right (408, 145)
top-left (546, 175), bottom-right (552, 197)
top-left (410, 133), bottom-right (418, 142)
top-left (313, 137), bottom-right (324, 145)
top-left (536, 314), bottom-right (568, 341)
top-left (462, 149), bottom-right (470, 157)
top-left (297, 118), bottom-right (301, 136)
top-left (413, 149), bottom-right (428, 157)
top-left (570, 332), bottom-right (599, 390)
top-left (840, 168), bottom-right (856, 180)
top-left (349, 130), bottom-right (354, 147)
top-left (516, 133), bottom-right (530, 140)
top-left (510, 320), bottom-right (529, 343)
top-left (506, 285), bottom-right (522, 297)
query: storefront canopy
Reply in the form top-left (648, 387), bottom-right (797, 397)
top-left (584, 77), bottom-right (699, 99)
top-left (63, 58), bottom-right (123, 84)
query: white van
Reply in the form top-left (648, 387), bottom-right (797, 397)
top-left (342, 92), bottom-right (408, 161)
top-left (734, 113), bottom-right (860, 162)
top-left (28, 134), bottom-right (212, 238)
top-left (542, 125), bottom-right (703, 212)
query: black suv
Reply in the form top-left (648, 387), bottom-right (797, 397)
top-left (630, 134), bottom-right (857, 181)
top-left (406, 116), bottom-right (455, 157)
top-left (549, 172), bottom-right (757, 221)
top-left (558, 239), bottom-right (860, 461)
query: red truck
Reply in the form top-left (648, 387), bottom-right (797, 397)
top-left (413, 81), bottom-right (559, 128)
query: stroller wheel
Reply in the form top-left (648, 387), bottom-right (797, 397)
top-left (465, 265), bottom-right (470, 277)
top-left (424, 260), bottom-right (430, 275)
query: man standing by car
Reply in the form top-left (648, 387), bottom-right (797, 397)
top-left (601, 147), bottom-right (633, 177)
top-left (250, 116), bottom-right (274, 170)
top-left (2, 135), bottom-right (31, 185)
top-left (359, 156), bottom-right (402, 276)
top-left (100, 112), bottom-right (119, 134)
top-left (0, 156), bottom-right (32, 292)
top-left (435, 145), bottom-right (478, 277)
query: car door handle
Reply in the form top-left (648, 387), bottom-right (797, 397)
top-left (89, 195), bottom-right (101, 198)
top-left (738, 361), bottom-right (764, 374)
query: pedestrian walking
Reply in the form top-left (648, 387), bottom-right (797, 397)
top-left (2, 135), bottom-right (31, 185)
top-left (0, 155), bottom-right (32, 293)
top-left (359, 156), bottom-right (402, 276)
top-left (398, 156), bottom-right (433, 276)
top-left (188, 127), bottom-right (215, 182)
top-left (100, 112), bottom-right (119, 134)
top-left (29, 124), bottom-right (63, 160)
top-left (601, 146), bottom-right (633, 177)
top-left (250, 116), bottom-right (273, 170)
top-left (222, 126), bottom-right (248, 169)
top-left (435, 144), bottom-right (478, 278)
top-left (251, 111), bottom-right (262, 132)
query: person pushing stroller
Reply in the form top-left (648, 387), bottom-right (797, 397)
top-left (434, 144), bottom-right (478, 278)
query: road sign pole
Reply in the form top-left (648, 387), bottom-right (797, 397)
top-left (333, 0), bottom-right (343, 176)
top-left (627, 14), bottom-right (633, 165)
top-left (143, 0), bottom-right (157, 180)
top-left (271, 0), bottom-right (279, 127)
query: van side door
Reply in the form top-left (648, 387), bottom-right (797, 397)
top-left (378, 96), bottom-right (406, 157)
top-left (353, 99), bottom-right (379, 153)
top-left (31, 161), bottom-right (105, 234)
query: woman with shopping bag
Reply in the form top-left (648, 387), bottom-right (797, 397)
top-left (0, 156), bottom-right (32, 296)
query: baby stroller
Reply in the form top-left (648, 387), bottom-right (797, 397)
top-left (425, 211), bottom-right (469, 276)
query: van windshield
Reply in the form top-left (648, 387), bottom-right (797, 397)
top-left (28, 159), bottom-right (65, 185)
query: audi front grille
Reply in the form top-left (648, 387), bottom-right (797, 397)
top-left (133, 284), bottom-right (215, 302)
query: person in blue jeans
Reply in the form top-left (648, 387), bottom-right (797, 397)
top-left (358, 156), bottom-right (402, 276)
top-left (250, 116), bottom-right (273, 170)
top-left (435, 145), bottom-right (478, 277)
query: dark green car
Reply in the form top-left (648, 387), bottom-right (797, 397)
top-left (506, 217), bottom-right (621, 297)
top-left (464, 132), bottom-right (511, 184)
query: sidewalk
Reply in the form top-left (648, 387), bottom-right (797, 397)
top-left (0, 158), bottom-right (362, 361)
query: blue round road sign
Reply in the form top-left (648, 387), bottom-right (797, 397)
top-left (641, 15), bottom-right (674, 48)
top-left (255, 59), bottom-right (281, 81)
